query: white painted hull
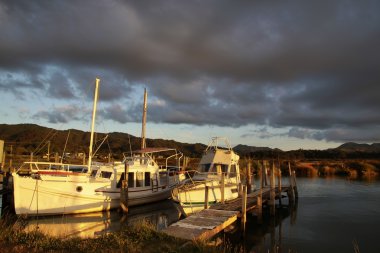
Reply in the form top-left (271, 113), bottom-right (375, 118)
top-left (13, 173), bottom-right (175, 216)
top-left (172, 180), bottom-right (239, 215)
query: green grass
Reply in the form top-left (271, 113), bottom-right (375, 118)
top-left (0, 216), bottom-right (243, 253)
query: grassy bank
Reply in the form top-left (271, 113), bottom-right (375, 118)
top-left (241, 159), bottom-right (380, 179)
top-left (291, 160), bottom-right (380, 178)
top-left (0, 216), bottom-right (242, 253)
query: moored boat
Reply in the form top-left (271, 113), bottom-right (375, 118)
top-left (171, 137), bottom-right (242, 215)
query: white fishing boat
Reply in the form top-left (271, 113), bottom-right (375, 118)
top-left (13, 149), bottom-right (184, 215)
top-left (171, 137), bottom-right (241, 215)
top-left (12, 80), bottom-right (185, 216)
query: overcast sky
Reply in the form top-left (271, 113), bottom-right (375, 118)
top-left (1, 0), bottom-right (379, 150)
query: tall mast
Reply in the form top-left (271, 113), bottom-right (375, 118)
top-left (140, 88), bottom-right (147, 150)
top-left (88, 78), bottom-right (100, 168)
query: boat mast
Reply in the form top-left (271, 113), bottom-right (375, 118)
top-left (88, 78), bottom-right (100, 169)
top-left (141, 88), bottom-right (147, 150)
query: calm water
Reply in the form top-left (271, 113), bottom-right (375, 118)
top-left (2, 177), bottom-right (380, 252)
top-left (239, 176), bottom-right (380, 253)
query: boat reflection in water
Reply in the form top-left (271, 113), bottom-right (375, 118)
top-left (24, 200), bottom-right (182, 238)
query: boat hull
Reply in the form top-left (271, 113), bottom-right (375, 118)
top-left (172, 180), bottom-right (239, 215)
top-left (13, 173), bottom-right (175, 216)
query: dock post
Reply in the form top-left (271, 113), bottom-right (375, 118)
top-left (241, 185), bottom-right (247, 233)
top-left (247, 161), bottom-right (252, 194)
top-left (257, 188), bottom-right (263, 224)
top-left (264, 160), bottom-right (268, 186)
top-left (204, 186), bottom-right (209, 209)
top-left (288, 162), bottom-right (295, 205)
top-left (278, 166), bottom-right (282, 206)
top-left (293, 170), bottom-right (298, 200)
top-left (221, 173), bottom-right (225, 204)
top-left (270, 161), bottom-right (275, 216)
top-left (256, 160), bottom-right (263, 223)
top-left (120, 163), bottom-right (129, 213)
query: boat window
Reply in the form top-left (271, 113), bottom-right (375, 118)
top-left (201, 164), bottom-right (212, 172)
top-left (116, 173), bottom-right (124, 188)
top-left (221, 164), bottom-right (228, 173)
top-left (90, 170), bottom-right (98, 177)
top-left (145, 172), bottom-right (151, 186)
top-left (128, 172), bottom-right (134, 188)
top-left (230, 165), bottom-right (237, 177)
top-left (209, 164), bottom-right (217, 173)
top-left (100, 171), bottom-right (112, 179)
top-left (136, 172), bottom-right (144, 187)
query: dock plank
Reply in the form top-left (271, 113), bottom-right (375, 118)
top-left (162, 209), bottom-right (239, 241)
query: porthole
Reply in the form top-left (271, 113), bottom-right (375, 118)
top-left (76, 186), bottom-right (83, 192)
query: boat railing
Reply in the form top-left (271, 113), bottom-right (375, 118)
top-left (16, 161), bottom-right (89, 174)
top-left (177, 170), bottom-right (238, 190)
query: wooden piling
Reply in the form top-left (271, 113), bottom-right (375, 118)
top-left (221, 173), bottom-right (225, 204)
top-left (204, 186), bottom-right (209, 209)
top-left (257, 188), bottom-right (263, 224)
top-left (293, 170), bottom-right (298, 199)
top-left (120, 163), bottom-right (129, 213)
top-left (269, 161), bottom-right (275, 216)
top-left (278, 167), bottom-right (282, 206)
top-left (247, 161), bottom-right (252, 194)
top-left (288, 162), bottom-right (295, 204)
top-left (241, 185), bottom-right (247, 233)
top-left (264, 160), bottom-right (268, 186)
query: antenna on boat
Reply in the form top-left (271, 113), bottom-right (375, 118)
top-left (88, 78), bottom-right (100, 169)
top-left (141, 88), bottom-right (147, 150)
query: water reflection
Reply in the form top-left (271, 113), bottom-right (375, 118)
top-left (221, 202), bottom-right (298, 253)
top-left (23, 200), bottom-right (182, 238)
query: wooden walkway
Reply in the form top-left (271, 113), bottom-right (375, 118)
top-left (162, 209), bottom-right (239, 241)
top-left (210, 186), bottom-right (289, 213)
top-left (162, 164), bottom-right (298, 241)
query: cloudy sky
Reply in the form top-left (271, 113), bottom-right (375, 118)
top-left (1, 0), bottom-right (379, 150)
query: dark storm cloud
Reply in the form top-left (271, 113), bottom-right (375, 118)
top-left (0, 0), bottom-right (380, 143)
top-left (32, 105), bottom-right (82, 124)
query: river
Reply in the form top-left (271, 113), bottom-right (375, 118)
top-left (2, 176), bottom-right (380, 252)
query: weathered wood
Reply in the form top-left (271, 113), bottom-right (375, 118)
top-left (221, 173), bottom-right (225, 204)
top-left (270, 161), bottom-right (275, 216)
top-left (162, 209), bottom-right (239, 241)
top-left (204, 186), bottom-right (209, 209)
top-left (257, 188), bottom-right (263, 224)
top-left (278, 167), bottom-right (282, 206)
top-left (288, 162), bottom-right (295, 204)
top-left (264, 160), bottom-right (268, 186)
top-left (241, 185), bottom-right (247, 232)
top-left (293, 170), bottom-right (299, 199)
top-left (247, 161), bottom-right (252, 194)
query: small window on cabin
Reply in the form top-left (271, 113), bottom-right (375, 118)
top-left (201, 164), bottom-right (211, 172)
top-left (90, 170), bottom-right (98, 177)
top-left (136, 172), bottom-right (144, 187)
top-left (221, 164), bottom-right (228, 173)
top-left (100, 171), bottom-right (112, 179)
top-left (128, 172), bottom-right (134, 188)
top-left (116, 172), bottom-right (124, 188)
top-left (209, 164), bottom-right (217, 173)
top-left (230, 165), bottom-right (237, 177)
top-left (145, 172), bottom-right (151, 186)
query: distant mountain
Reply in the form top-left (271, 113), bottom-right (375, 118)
top-left (336, 142), bottom-right (380, 153)
top-left (233, 144), bottom-right (281, 156)
top-left (1, 124), bottom-right (380, 159)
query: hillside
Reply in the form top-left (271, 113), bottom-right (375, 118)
top-left (0, 124), bottom-right (206, 158)
top-left (1, 124), bottom-right (380, 160)
top-left (336, 142), bottom-right (380, 152)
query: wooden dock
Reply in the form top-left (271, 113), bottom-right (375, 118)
top-left (162, 209), bottom-right (239, 240)
top-left (162, 161), bottom-right (298, 241)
